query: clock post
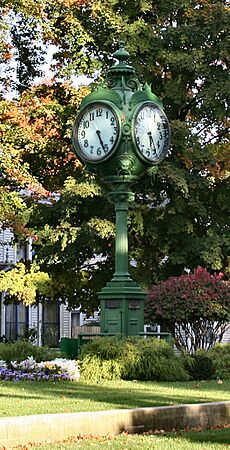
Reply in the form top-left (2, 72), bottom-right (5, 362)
top-left (72, 42), bottom-right (170, 336)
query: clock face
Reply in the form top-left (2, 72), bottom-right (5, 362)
top-left (72, 103), bottom-right (120, 162)
top-left (134, 103), bottom-right (170, 163)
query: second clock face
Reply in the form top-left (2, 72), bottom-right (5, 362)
top-left (73, 103), bottom-right (120, 162)
top-left (134, 103), bottom-right (170, 163)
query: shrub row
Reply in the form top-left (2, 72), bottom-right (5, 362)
top-left (78, 337), bottom-right (230, 382)
top-left (183, 344), bottom-right (230, 381)
top-left (0, 340), bottom-right (60, 363)
top-left (1, 337), bottom-right (229, 382)
top-left (78, 336), bottom-right (189, 382)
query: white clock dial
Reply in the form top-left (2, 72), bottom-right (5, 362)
top-left (72, 103), bottom-right (120, 162)
top-left (134, 103), bottom-right (170, 163)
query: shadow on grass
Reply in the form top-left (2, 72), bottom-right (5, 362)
top-left (182, 428), bottom-right (230, 445)
top-left (162, 427), bottom-right (230, 446)
top-left (123, 404), bottom-right (230, 446)
top-left (0, 380), bottom-right (229, 412)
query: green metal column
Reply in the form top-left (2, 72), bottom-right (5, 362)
top-left (99, 187), bottom-right (145, 336)
top-left (109, 189), bottom-right (135, 281)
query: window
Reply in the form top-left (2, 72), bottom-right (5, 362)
top-left (5, 303), bottom-right (28, 341)
top-left (71, 312), bottom-right (80, 338)
top-left (42, 301), bottom-right (59, 347)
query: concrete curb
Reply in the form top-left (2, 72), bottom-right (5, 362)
top-left (0, 401), bottom-right (230, 448)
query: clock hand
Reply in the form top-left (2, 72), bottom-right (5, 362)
top-left (147, 132), bottom-right (157, 154)
top-left (96, 129), bottom-right (106, 151)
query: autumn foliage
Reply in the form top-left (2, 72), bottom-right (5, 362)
top-left (0, 0), bottom-right (229, 309)
top-left (146, 267), bottom-right (230, 353)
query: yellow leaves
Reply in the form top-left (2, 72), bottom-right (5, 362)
top-left (0, 190), bottom-right (31, 231)
top-left (63, 176), bottom-right (102, 198)
top-left (79, 269), bottom-right (89, 286)
top-left (1, 92), bottom-right (61, 144)
top-left (0, 262), bottom-right (54, 305)
top-left (57, 0), bottom-right (88, 8)
top-left (55, 223), bottom-right (79, 251)
top-left (0, 142), bottom-right (50, 200)
top-left (39, 221), bottom-right (79, 250)
top-left (88, 218), bottom-right (115, 239)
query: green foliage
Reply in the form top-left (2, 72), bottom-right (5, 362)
top-left (0, 0), bottom-right (229, 311)
top-left (78, 336), bottom-right (189, 382)
top-left (0, 340), bottom-right (59, 363)
top-left (209, 343), bottom-right (230, 380)
top-left (78, 354), bottom-right (122, 382)
top-left (10, 13), bottom-right (45, 92)
top-left (182, 351), bottom-right (214, 381)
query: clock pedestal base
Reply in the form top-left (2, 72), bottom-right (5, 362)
top-left (99, 277), bottom-right (146, 336)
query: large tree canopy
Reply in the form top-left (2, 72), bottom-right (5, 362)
top-left (0, 0), bottom-right (229, 309)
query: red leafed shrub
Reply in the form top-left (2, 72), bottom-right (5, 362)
top-left (146, 267), bottom-right (230, 353)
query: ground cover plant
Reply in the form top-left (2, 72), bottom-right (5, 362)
top-left (9, 427), bottom-right (230, 450)
top-left (0, 379), bottom-right (229, 418)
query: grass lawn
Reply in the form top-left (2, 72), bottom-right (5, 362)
top-left (0, 379), bottom-right (229, 417)
top-left (20, 428), bottom-right (230, 450)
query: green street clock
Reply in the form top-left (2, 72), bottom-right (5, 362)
top-left (72, 71), bottom-right (170, 180)
top-left (71, 42), bottom-right (171, 337)
top-left (133, 102), bottom-right (170, 164)
top-left (72, 102), bottom-right (121, 163)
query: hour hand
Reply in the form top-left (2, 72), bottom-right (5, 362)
top-left (96, 129), bottom-right (105, 151)
top-left (147, 131), bottom-right (156, 154)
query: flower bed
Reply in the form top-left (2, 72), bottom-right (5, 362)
top-left (0, 357), bottom-right (80, 382)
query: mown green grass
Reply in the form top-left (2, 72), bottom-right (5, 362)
top-left (0, 379), bottom-right (229, 417)
top-left (26, 428), bottom-right (230, 450)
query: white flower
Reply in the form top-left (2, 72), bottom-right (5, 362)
top-left (10, 361), bottom-right (18, 368)
top-left (19, 356), bottom-right (36, 370)
top-left (0, 360), bottom-right (7, 368)
top-left (46, 358), bottom-right (80, 380)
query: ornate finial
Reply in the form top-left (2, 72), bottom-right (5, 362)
top-left (113, 41), bottom-right (130, 64)
top-left (108, 41), bottom-right (135, 77)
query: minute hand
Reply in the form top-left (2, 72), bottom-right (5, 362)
top-left (96, 129), bottom-right (105, 151)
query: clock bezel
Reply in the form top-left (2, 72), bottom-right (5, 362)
top-left (72, 101), bottom-right (122, 164)
top-left (132, 101), bottom-right (171, 164)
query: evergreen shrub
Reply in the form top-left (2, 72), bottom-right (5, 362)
top-left (0, 340), bottom-right (59, 363)
top-left (182, 350), bottom-right (214, 380)
top-left (78, 336), bottom-right (189, 382)
top-left (209, 343), bottom-right (230, 380)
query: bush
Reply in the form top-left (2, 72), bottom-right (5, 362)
top-left (209, 343), bottom-right (230, 380)
top-left (78, 336), bottom-right (189, 382)
top-left (182, 350), bottom-right (214, 380)
top-left (0, 340), bottom-right (60, 363)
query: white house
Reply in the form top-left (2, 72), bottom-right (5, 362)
top-left (0, 227), bottom-right (100, 346)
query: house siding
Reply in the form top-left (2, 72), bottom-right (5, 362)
top-left (0, 228), bottom-right (16, 266)
top-left (222, 326), bottom-right (230, 344)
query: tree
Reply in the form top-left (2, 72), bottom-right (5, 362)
top-left (0, 0), bottom-right (229, 310)
top-left (145, 267), bottom-right (230, 353)
top-left (0, 80), bottom-right (115, 310)
top-left (26, 0), bottom-right (229, 281)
